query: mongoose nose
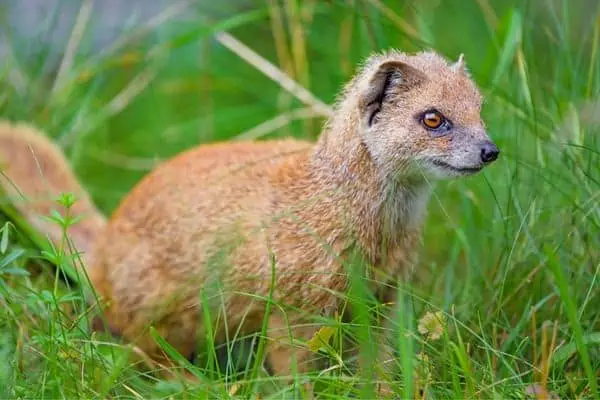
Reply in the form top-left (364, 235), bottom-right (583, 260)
top-left (480, 141), bottom-right (499, 163)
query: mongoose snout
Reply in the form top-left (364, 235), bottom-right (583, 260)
top-left (480, 140), bottom-right (500, 163)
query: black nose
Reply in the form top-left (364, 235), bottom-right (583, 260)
top-left (480, 141), bottom-right (499, 163)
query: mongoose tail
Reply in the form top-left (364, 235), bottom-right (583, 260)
top-left (0, 121), bottom-right (105, 263)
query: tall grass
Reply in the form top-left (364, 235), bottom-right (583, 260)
top-left (0, 0), bottom-right (599, 398)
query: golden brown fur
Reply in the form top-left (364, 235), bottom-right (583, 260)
top-left (0, 122), bottom-right (105, 256)
top-left (0, 50), bottom-right (498, 390)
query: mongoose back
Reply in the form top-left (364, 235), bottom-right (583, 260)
top-left (0, 50), bottom-right (498, 383)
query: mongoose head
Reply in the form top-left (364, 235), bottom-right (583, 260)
top-left (356, 50), bottom-right (498, 180)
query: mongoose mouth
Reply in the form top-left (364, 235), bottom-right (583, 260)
top-left (431, 159), bottom-right (483, 174)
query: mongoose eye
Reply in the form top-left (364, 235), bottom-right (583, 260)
top-left (421, 111), bottom-right (445, 130)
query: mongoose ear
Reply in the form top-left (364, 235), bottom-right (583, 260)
top-left (360, 60), bottom-right (425, 126)
top-left (452, 53), bottom-right (469, 76)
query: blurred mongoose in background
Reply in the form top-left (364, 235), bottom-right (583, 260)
top-left (0, 50), bottom-right (498, 389)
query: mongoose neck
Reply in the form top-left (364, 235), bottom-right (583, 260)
top-left (310, 108), bottom-right (431, 239)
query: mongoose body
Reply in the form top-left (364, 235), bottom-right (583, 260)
top-left (0, 50), bottom-right (498, 380)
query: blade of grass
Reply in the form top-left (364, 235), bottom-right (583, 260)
top-left (491, 8), bottom-right (521, 88)
top-left (215, 31), bottom-right (332, 117)
top-left (544, 245), bottom-right (598, 398)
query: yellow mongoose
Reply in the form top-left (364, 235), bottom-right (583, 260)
top-left (0, 50), bottom-right (498, 383)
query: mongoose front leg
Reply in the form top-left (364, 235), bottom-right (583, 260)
top-left (265, 312), bottom-right (319, 398)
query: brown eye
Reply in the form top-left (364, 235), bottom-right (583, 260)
top-left (422, 111), bottom-right (444, 129)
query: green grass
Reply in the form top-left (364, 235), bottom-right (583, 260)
top-left (1, 0), bottom-right (599, 398)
